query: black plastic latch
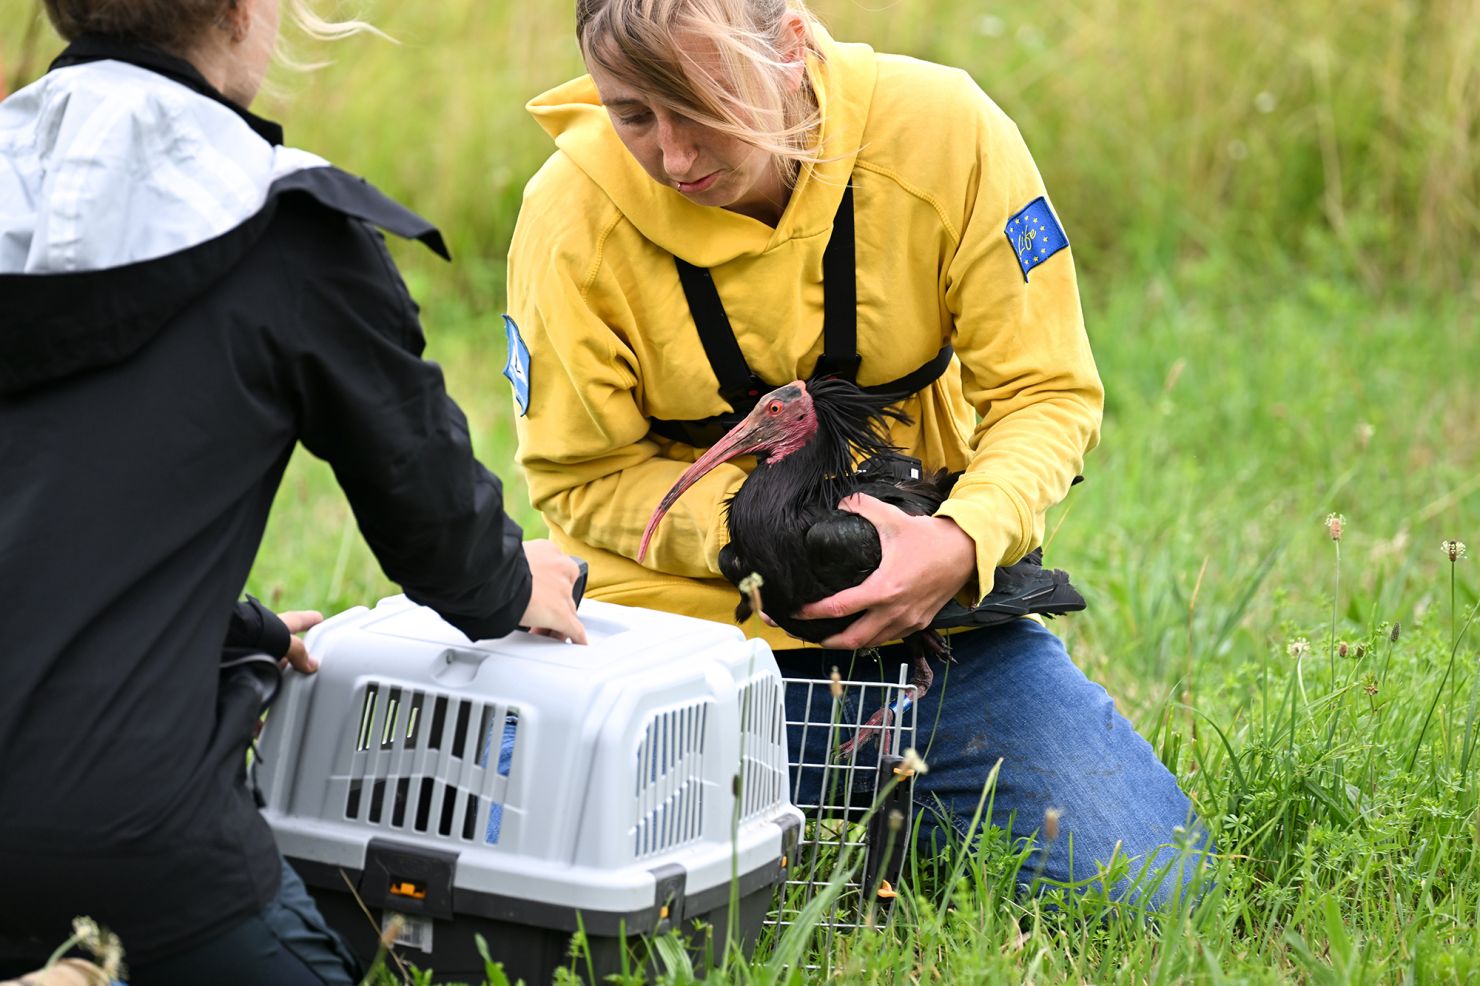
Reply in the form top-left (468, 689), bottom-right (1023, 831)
top-left (648, 862), bottom-right (686, 932)
top-left (773, 812), bottom-right (803, 885)
top-left (360, 838), bottom-right (459, 921)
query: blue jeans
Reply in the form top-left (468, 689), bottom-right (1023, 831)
top-left (774, 619), bottom-right (1209, 909)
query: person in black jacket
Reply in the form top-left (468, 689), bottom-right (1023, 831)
top-left (0, 1), bottom-right (585, 983)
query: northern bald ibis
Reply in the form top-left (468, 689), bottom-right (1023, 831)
top-left (639, 377), bottom-right (1084, 753)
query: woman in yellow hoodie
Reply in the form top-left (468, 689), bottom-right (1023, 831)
top-left (508, 0), bottom-right (1207, 904)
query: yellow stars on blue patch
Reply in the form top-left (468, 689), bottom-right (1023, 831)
top-left (1005, 196), bottom-right (1069, 282)
top-left (502, 314), bottom-right (531, 416)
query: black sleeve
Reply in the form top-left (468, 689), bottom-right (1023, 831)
top-left (271, 204), bottom-right (531, 640)
top-left (223, 596), bottom-right (292, 660)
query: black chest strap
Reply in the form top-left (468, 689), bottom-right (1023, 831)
top-left (652, 185), bottom-right (952, 448)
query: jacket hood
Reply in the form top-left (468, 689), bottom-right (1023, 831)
top-left (525, 25), bottom-right (877, 267)
top-left (0, 38), bottom-right (445, 396)
top-left (0, 43), bottom-right (329, 276)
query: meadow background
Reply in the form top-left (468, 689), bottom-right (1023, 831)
top-left (4, 0), bottom-right (1479, 982)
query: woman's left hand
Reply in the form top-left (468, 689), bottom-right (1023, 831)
top-left (794, 493), bottom-right (977, 649)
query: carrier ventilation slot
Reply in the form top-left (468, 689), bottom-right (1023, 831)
top-left (738, 674), bottom-right (788, 821)
top-left (344, 681), bottom-right (519, 846)
top-left (633, 701), bottom-right (709, 859)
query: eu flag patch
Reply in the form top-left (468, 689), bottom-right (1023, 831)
top-left (1005, 196), bottom-right (1068, 281)
top-left (502, 314), bottom-right (531, 416)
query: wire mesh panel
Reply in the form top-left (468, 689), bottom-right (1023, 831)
top-left (767, 663), bottom-right (917, 946)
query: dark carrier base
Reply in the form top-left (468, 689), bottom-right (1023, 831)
top-left (288, 821), bottom-right (799, 984)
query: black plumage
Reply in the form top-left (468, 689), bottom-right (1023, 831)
top-left (639, 377), bottom-right (1085, 752)
top-left (717, 378), bottom-right (952, 641)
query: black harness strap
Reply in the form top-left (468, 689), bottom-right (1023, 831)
top-left (858, 343), bottom-right (955, 399)
top-left (813, 186), bottom-right (861, 382)
top-left (672, 260), bottom-right (768, 410)
top-left (652, 183), bottom-right (953, 448)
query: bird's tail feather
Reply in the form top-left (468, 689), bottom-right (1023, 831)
top-left (928, 548), bottom-right (1087, 630)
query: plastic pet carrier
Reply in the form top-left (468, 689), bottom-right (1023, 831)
top-left (255, 595), bottom-right (803, 984)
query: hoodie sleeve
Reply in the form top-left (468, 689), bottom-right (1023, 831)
top-left (506, 204), bottom-right (745, 579)
top-left (274, 205), bottom-right (532, 640)
top-left (932, 76), bottom-right (1104, 601)
top-left (222, 596), bottom-right (291, 660)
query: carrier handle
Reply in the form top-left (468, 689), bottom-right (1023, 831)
top-left (570, 556), bottom-right (588, 607)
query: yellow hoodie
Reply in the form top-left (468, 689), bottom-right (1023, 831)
top-left (507, 29), bottom-right (1103, 652)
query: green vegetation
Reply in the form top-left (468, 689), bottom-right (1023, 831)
top-left (5, 0), bottom-right (1478, 982)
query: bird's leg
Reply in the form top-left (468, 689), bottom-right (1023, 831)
top-left (835, 631), bottom-right (946, 759)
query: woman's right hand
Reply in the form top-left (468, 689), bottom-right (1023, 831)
top-left (518, 540), bottom-right (589, 644)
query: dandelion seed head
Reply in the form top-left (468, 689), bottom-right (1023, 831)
top-left (71, 915), bottom-right (125, 980)
top-left (71, 917), bottom-right (103, 952)
top-left (379, 913), bottom-right (406, 950)
top-left (738, 571), bottom-right (765, 618)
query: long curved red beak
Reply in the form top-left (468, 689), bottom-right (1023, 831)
top-left (637, 381), bottom-right (814, 563)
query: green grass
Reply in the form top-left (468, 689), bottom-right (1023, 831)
top-left (231, 270), bottom-right (1480, 986)
top-left (4, 0), bottom-right (1480, 982)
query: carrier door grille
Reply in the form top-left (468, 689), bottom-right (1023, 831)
top-left (634, 701), bottom-right (709, 859)
top-left (738, 674), bottom-right (788, 821)
top-left (344, 681), bottom-right (519, 846)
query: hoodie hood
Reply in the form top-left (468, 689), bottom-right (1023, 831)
top-left (524, 24), bottom-right (877, 267)
top-left (0, 44), bottom-right (328, 276)
top-left (0, 38), bottom-right (446, 396)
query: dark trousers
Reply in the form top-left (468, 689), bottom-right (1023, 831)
top-left (0, 856), bottom-right (361, 986)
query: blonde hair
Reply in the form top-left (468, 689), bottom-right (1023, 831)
top-left (576, 0), bottom-right (826, 178)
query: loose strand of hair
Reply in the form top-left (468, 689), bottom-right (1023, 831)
top-left (582, 0), bottom-right (828, 177)
top-left (266, 0), bottom-right (394, 93)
